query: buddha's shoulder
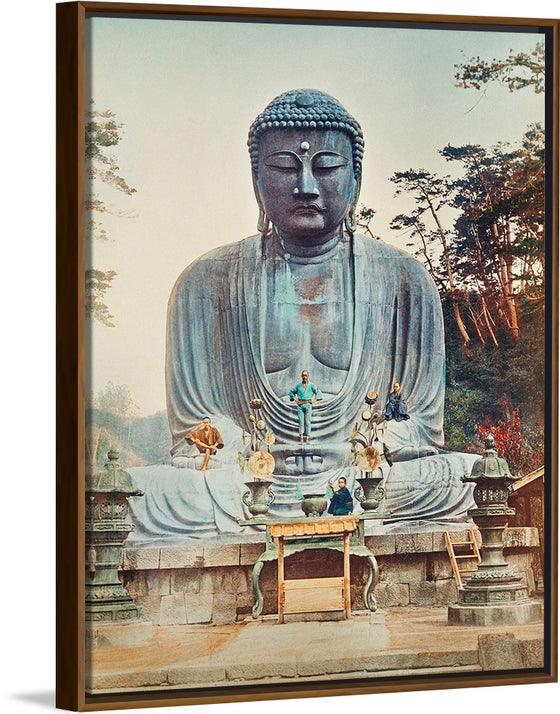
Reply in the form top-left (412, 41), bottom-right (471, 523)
top-left (172, 235), bottom-right (261, 286)
top-left (355, 233), bottom-right (423, 267)
top-left (354, 234), bottom-right (435, 285)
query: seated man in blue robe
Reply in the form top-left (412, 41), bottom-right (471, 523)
top-left (384, 382), bottom-right (410, 423)
top-left (328, 477), bottom-right (354, 516)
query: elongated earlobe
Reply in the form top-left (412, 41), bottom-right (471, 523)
top-left (252, 173), bottom-right (270, 237)
top-left (344, 175), bottom-right (361, 235)
top-left (257, 205), bottom-right (270, 236)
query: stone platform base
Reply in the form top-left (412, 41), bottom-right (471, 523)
top-left (448, 600), bottom-right (542, 626)
top-left (86, 621), bottom-right (154, 650)
top-left (120, 527), bottom-right (541, 626)
top-left (85, 606), bottom-right (544, 693)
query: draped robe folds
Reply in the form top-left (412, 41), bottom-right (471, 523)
top-left (126, 234), bottom-right (476, 543)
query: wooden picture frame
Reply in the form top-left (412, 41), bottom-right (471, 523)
top-left (57, 2), bottom-right (559, 710)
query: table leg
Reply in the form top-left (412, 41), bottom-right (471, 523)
top-left (343, 532), bottom-right (351, 618)
top-left (364, 554), bottom-right (379, 612)
top-left (251, 558), bottom-right (265, 618)
top-left (278, 535), bottom-right (284, 624)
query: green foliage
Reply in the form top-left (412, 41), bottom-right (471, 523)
top-left (86, 102), bottom-right (137, 327)
top-left (86, 408), bottom-right (172, 469)
top-left (389, 169), bottom-right (453, 292)
top-left (390, 124), bottom-right (544, 357)
top-left (86, 106), bottom-right (136, 203)
top-left (129, 411), bottom-right (173, 465)
top-left (96, 381), bottom-right (138, 419)
top-left (442, 124), bottom-right (544, 288)
top-left (455, 41), bottom-right (545, 94)
top-left (443, 378), bottom-right (481, 452)
top-left (87, 383), bottom-right (175, 467)
top-left (412, 59), bottom-right (546, 462)
top-left (85, 268), bottom-right (117, 327)
top-left (443, 293), bottom-right (544, 459)
top-left (356, 205), bottom-right (379, 239)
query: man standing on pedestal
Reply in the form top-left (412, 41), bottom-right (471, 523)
top-left (289, 370), bottom-right (321, 443)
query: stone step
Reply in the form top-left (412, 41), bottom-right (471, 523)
top-left (85, 607), bottom-right (544, 694)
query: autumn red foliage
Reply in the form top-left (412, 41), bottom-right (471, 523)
top-left (477, 409), bottom-right (542, 476)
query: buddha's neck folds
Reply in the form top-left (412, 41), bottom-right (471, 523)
top-left (275, 228), bottom-right (345, 262)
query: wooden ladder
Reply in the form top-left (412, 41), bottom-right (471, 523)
top-left (445, 529), bottom-right (481, 589)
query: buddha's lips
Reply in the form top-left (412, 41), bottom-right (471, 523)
top-left (292, 203), bottom-right (326, 214)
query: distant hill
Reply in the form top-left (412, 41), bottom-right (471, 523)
top-left (86, 408), bottom-right (172, 471)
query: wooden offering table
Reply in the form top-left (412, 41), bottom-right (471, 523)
top-left (251, 517), bottom-right (378, 622)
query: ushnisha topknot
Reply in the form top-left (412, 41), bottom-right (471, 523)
top-left (248, 89), bottom-right (364, 179)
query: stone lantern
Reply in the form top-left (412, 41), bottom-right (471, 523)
top-left (448, 435), bottom-right (541, 625)
top-left (85, 448), bottom-right (143, 623)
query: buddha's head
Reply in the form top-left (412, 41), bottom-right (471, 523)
top-left (248, 89), bottom-right (364, 243)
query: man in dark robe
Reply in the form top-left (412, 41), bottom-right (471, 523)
top-left (328, 476), bottom-right (354, 516)
top-left (384, 382), bottom-right (410, 422)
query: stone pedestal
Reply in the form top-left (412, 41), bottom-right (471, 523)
top-left (449, 599), bottom-right (541, 626)
top-left (448, 512), bottom-right (540, 625)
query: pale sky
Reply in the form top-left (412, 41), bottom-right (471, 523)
top-left (85, 14), bottom-right (545, 415)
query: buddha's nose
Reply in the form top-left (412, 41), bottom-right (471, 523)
top-left (294, 162), bottom-right (319, 199)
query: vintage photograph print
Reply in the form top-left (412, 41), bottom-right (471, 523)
top-left (56, 2), bottom-right (558, 710)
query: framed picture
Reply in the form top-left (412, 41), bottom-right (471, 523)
top-left (57, 2), bottom-right (559, 710)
